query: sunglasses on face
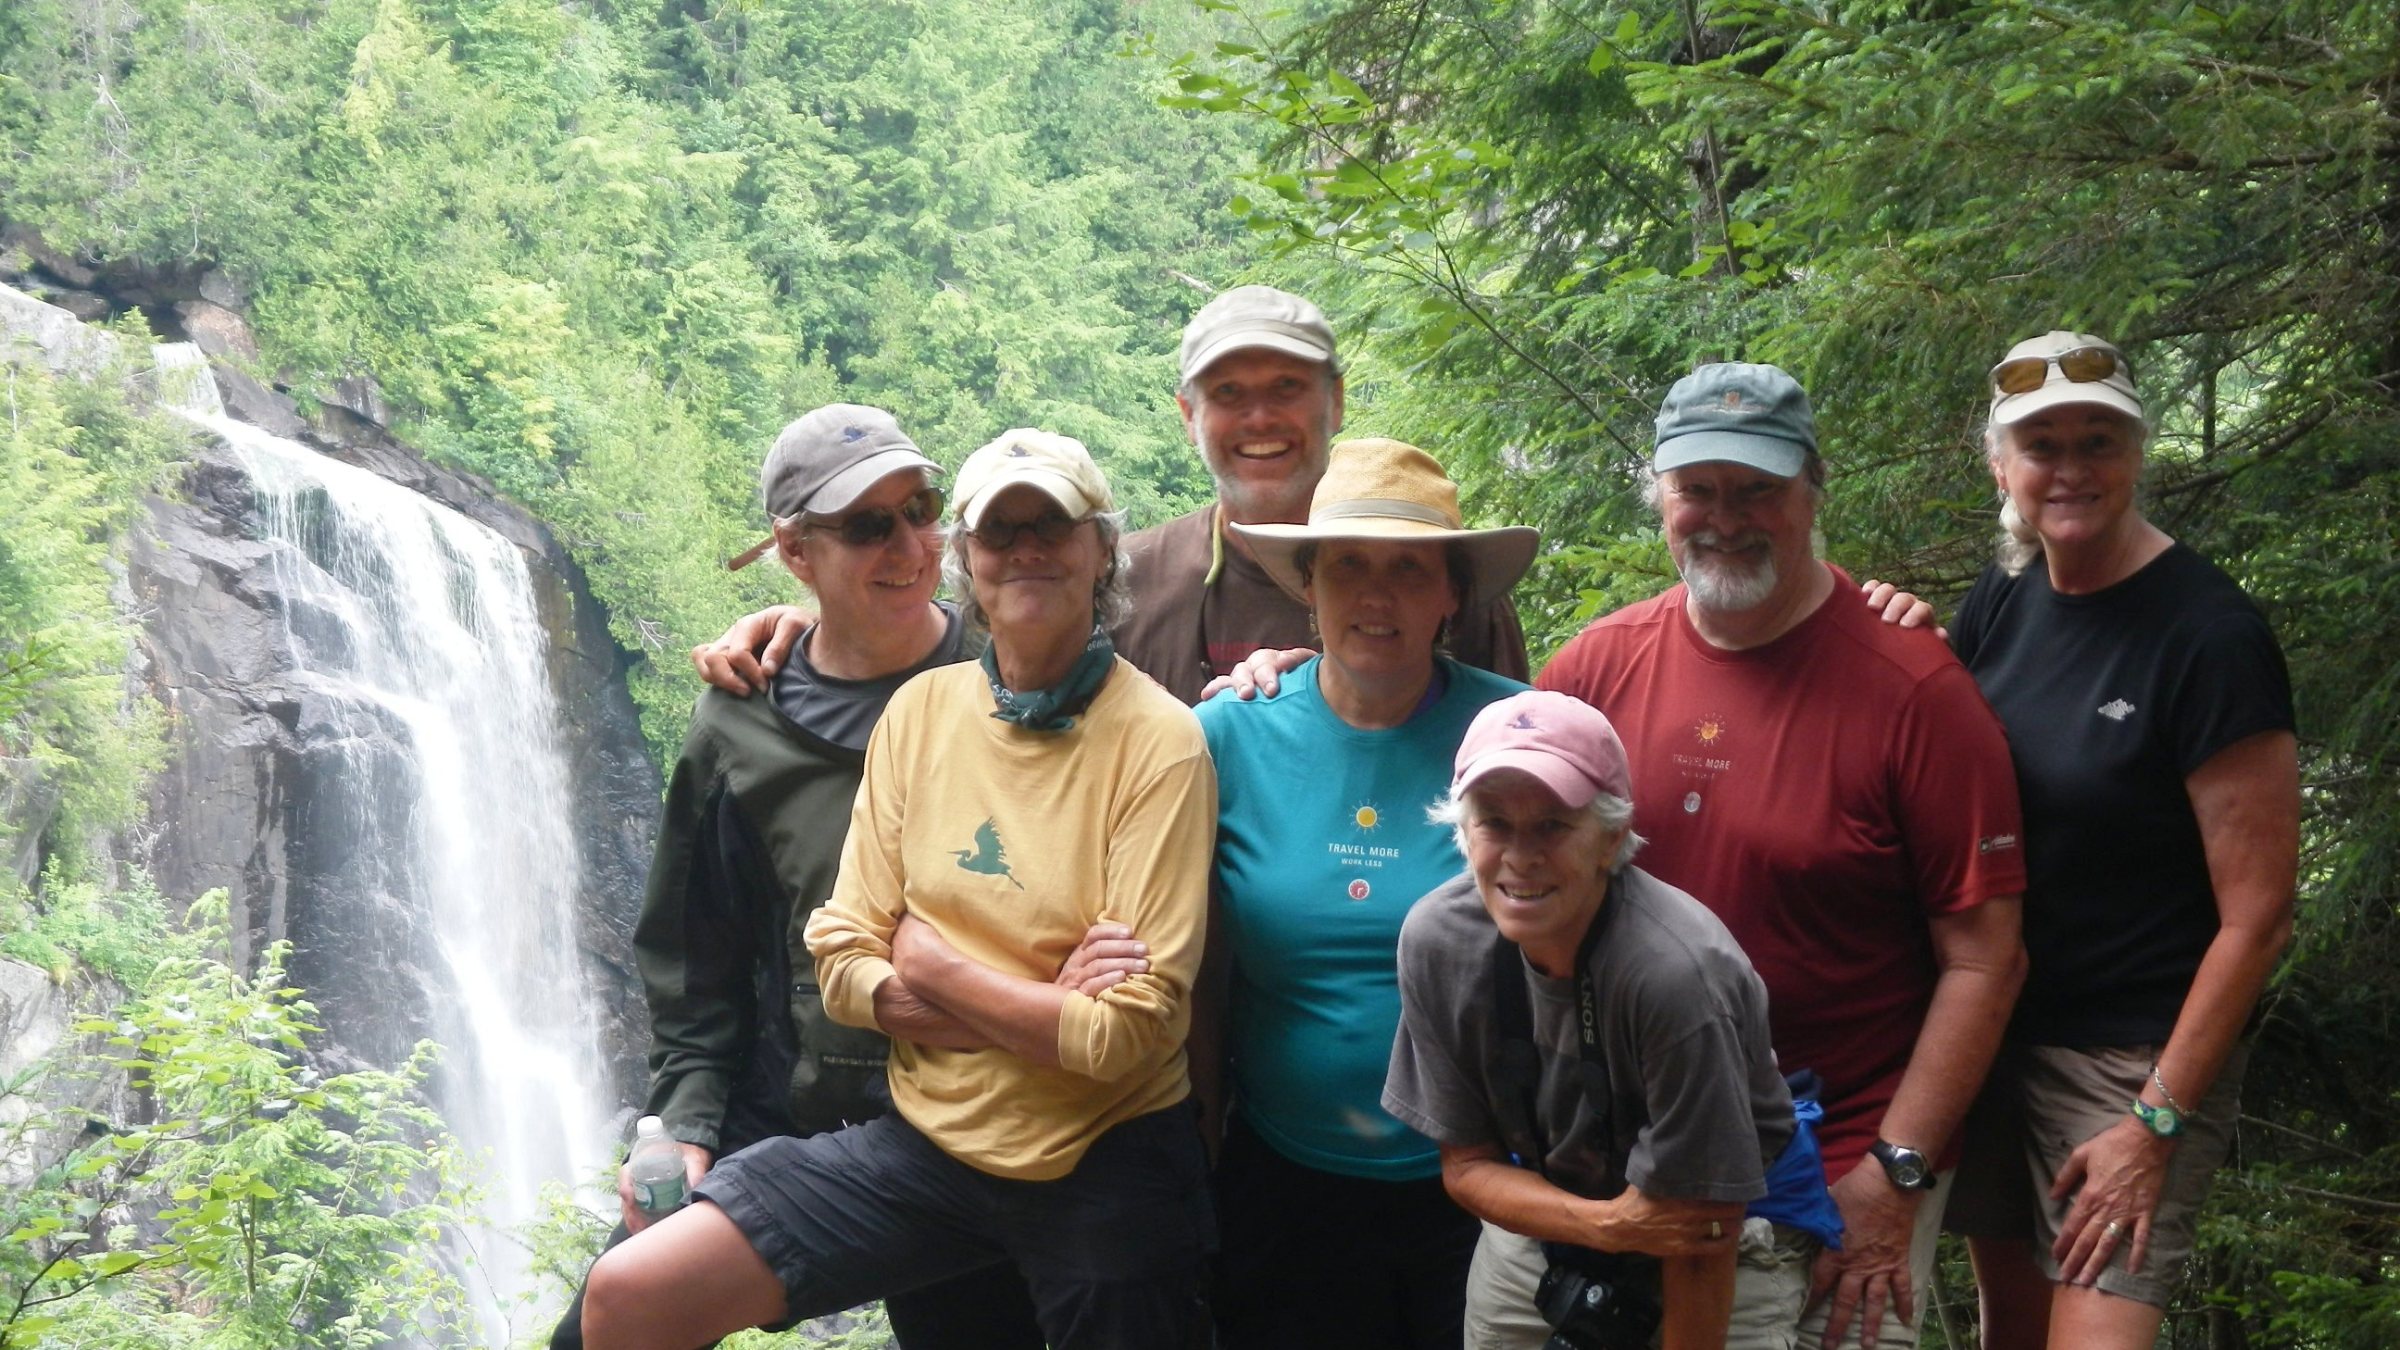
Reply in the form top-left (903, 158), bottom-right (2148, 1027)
top-left (1990, 345), bottom-right (2132, 397)
top-left (802, 488), bottom-right (946, 547)
top-left (970, 511), bottom-right (1084, 551)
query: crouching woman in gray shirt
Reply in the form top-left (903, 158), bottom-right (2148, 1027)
top-left (1386, 690), bottom-right (1810, 1350)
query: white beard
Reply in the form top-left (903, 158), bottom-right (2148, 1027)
top-left (1678, 530), bottom-right (1779, 612)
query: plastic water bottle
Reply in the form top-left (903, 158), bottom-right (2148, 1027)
top-left (626, 1115), bottom-right (689, 1218)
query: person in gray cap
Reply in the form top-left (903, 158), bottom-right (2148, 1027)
top-left (690, 285), bottom-right (1529, 706)
top-left (1531, 363), bottom-right (2030, 1350)
top-left (550, 405), bottom-right (1118, 1350)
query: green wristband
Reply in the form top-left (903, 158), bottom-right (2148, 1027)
top-left (2131, 1097), bottom-right (2185, 1139)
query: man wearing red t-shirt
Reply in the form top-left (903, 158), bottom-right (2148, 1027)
top-left (1537, 362), bottom-right (2026, 1350)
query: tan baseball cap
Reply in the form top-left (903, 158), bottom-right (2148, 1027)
top-left (1178, 285), bottom-right (1337, 384)
top-left (953, 428), bottom-right (1115, 527)
top-left (1987, 331), bottom-right (2145, 427)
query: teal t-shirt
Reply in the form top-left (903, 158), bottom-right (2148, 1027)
top-left (1196, 656), bottom-right (1529, 1180)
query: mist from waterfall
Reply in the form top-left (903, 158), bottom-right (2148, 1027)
top-left (152, 344), bottom-right (612, 1344)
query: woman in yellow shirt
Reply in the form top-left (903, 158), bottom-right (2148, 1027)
top-left (583, 430), bottom-right (1216, 1350)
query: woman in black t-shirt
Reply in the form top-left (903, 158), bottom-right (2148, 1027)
top-left (1937, 332), bottom-right (2299, 1350)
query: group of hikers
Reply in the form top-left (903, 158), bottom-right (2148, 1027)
top-left (549, 286), bottom-right (2299, 1350)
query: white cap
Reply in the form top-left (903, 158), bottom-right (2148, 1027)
top-left (1988, 331), bottom-right (2145, 427)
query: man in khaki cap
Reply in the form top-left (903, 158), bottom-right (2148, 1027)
top-left (691, 286), bottom-right (1529, 705)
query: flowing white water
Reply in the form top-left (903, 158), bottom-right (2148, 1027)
top-left (153, 344), bottom-right (610, 1344)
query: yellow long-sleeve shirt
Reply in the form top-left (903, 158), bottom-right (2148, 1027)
top-left (806, 657), bottom-right (1214, 1180)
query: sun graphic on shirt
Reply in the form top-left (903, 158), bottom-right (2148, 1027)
top-left (1352, 803), bottom-right (1381, 831)
top-left (1692, 714), bottom-right (1730, 747)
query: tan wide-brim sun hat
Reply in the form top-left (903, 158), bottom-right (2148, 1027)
top-left (1229, 438), bottom-right (1539, 618)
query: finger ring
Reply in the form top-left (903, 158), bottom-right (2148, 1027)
top-left (2103, 1221), bottom-right (2123, 1240)
top-left (1708, 1220), bottom-right (1722, 1240)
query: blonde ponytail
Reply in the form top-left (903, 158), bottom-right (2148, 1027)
top-left (1996, 492), bottom-right (2042, 577)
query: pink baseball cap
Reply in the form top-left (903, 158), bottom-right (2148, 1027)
top-left (1453, 691), bottom-right (1633, 809)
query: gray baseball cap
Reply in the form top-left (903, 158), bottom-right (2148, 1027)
top-left (726, 404), bottom-right (939, 571)
top-left (1652, 363), bottom-right (1819, 478)
top-left (1179, 285), bottom-right (1337, 385)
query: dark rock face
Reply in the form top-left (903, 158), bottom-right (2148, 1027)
top-left (0, 956), bottom-right (134, 1193)
top-left (173, 299), bottom-right (260, 365)
top-left (126, 377), bottom-right (659, 1099)
top-left (0, 759), bottom-right (61, 891)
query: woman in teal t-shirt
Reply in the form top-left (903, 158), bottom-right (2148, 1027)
top-left (1196, 438), bottom-right (1537, 1350)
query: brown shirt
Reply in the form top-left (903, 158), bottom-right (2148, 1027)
top-left (1112, 505), bottom-right (1530, 705)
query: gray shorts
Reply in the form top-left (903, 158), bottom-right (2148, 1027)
top-left (694, 1105), bottom-right (1213, 1349)
top-left (1946, 1041), bottom-right (2247, 1306)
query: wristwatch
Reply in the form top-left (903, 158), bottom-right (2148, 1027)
top-left (2131, 1098), bottom-right (2186, 1139)
top-left (1868, 1139), bottom-right (1937, 1191)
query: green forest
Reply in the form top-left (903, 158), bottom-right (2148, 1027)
top-left (2, 0), bottom-right (2394, 1345)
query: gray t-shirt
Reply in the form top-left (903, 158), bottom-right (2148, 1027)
top-left (770, 602), bottom-right (970, 752)
top-left (1384, 868), bottom-right (1794, 1204)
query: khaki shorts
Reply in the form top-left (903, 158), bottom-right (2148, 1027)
top-left (1464, 1175), bottom-right (1950, 1350)
top-left (1946, 1041), bottom-right (2247, 1306)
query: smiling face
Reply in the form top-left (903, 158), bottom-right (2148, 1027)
top-left (1460, 772), bottom-right (1623, 977)
top-left (782, 468), bottom-right (942, 632)
top-left (962, 483), bottom-right (1105, 643)
top-left (1656, 461), bottom-right (1818, 615)
top-left (1991, 404), bottom-right (2145, 555)
top-left (1177, 348), bottom-right (1344, 526)
top-left (1303, 537), bottom-right (1459, 697)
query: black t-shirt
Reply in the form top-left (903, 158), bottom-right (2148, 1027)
top-left (1952, 544), bottom-right (2293, 1045)
top-left (770, 603), bottom-right (969, 752)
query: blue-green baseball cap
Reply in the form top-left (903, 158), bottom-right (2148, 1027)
top-left (1652, 362), bottom-right (1818, 478)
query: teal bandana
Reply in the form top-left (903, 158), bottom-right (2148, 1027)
top-left (983, 624), bottom-right (1116, 732)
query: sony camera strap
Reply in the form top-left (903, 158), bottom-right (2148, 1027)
top-left (1487, 873), bottom-right (1618, 1178)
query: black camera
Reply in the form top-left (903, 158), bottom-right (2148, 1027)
top-left (1533, 1244), bottom-right (1662, 1350)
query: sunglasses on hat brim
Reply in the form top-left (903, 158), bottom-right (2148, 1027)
top-left (1990, 345), bottom-right (2133, 398)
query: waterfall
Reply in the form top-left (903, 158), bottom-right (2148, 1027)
top-left (153, 345), bottom-right (611, 1344)
top-left (150, 342), bottom-right (224, 419)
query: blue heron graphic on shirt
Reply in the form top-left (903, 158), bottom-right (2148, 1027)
top-left (952, 818), bottom-right (1024, 889)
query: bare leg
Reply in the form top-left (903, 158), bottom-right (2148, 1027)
top-left (2049, 1280), bottom-right (2167, 1349)
top-left (582, 1202), bottom-right (787, 1350)
top-left (1964, 1236), bottom-right (2052, 1350)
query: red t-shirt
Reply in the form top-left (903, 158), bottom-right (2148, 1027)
top-left (1537, 571), bottom-right (2025, 1181)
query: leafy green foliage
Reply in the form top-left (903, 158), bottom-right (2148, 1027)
top-left (0, 890), bottom-right (478, 1348)
top-left (0, 348), bottom-right (181, 870)
top-left (0, 865), bottom-right (179, 988)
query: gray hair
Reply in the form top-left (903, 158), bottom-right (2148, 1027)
top-left (1980, 415), bottom-right (2153, 577)
top-left (942, 510), bottom-right (1133, 632)
top-left (1425, 786), bottom-right (1646, 875)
